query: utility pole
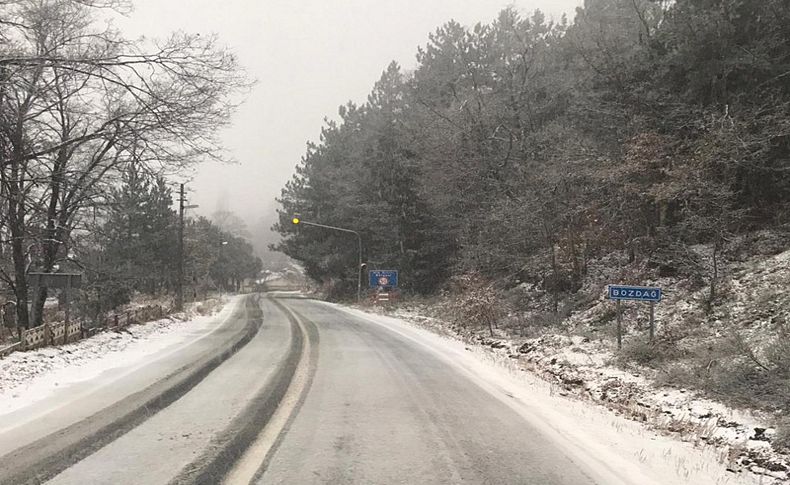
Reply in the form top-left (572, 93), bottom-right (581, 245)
top-left (176, 183), bottom-right (185, 311)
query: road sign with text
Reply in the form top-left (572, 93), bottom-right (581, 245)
top-left (28, 273), bottom-right (82, 289)
top-left (369, 270), bottom-right (398, 289)
top-left (607, 285), bottom-right (661, 302)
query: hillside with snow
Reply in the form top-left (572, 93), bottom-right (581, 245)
top-left (363, 239), bottom-right (790, 484)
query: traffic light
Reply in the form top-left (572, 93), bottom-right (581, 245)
top-left (292, 217), bottom-right (300, 225)
top-left (360, 262), bottom-right (367, 273)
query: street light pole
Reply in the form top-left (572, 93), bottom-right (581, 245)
top-left (219, 240), bottom-right (228, 298)
top-left (292, 218), bottom-right (363, 301)
top-left (176, 184), bottom-right (185, 311)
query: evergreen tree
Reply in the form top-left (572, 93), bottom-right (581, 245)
top-left (99, 164), bottom-right (177, 305)
top-left (275, 2), bottom-right (790, 300)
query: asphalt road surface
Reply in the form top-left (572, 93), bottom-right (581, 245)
top-left (0, 293), bottom-right (607, 485)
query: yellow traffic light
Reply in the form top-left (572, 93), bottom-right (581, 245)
top-left (292, 217), bottom-right (300, 225)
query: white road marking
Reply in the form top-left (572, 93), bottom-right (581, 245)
top-left (222, 301), bottom-right (312, 485)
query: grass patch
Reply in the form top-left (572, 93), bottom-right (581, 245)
top-left (618, 337), bottom-right (685, 367)
top-left (775, 419), bottom-right (790, 453)
top-left (650, 330), bottom-right (790, 415)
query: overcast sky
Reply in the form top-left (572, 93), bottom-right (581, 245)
top-left (116, 0), bottom-right (582, 230)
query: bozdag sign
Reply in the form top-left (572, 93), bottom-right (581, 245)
top-left (607, 284), bottom-right (662, 349)
top-left (607, 285), bottom-right (661, 302)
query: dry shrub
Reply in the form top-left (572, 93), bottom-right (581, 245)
top-left (532, 311), bottom-right (563, 328)
top-left (763, 323), bottom-right (790, 375)
top-left (619, 337), bottom-right (685, 368)
top-left (447, 273), bottom-right (507, 336)
top-left (775, 419), bottom-right (790, 452)
top-left (619, 319), bottom-right (692, 368)
top-left (654, 332), bottom-right (790, 414)
top-left (195, 298), bottom-right (221, 316)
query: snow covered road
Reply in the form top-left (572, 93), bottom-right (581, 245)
top-left (0, 297), bottom-right (238, 421)
top-left (0, 295), bottom-right (258, 483)
top-left (258, 296), bottom-right (754, 485)
top-left (0, 293), bottom-right (762, 484)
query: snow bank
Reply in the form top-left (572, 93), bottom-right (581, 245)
top-left (332, 301), bottom-right (781, 485)
top-left (0, 295), bottom-right (238, 418)
top-left (346, 245), bottom-right (790, 483)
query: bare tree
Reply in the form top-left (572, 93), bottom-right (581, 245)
top-left (0, 0), bottom-right (250, 328)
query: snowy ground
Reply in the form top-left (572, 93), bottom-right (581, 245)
top-left (339, 243), bottom-right (790, 484)
top-left (0, 295), bottom-right (236, 418)
top-left (324, 301), bottom-right (770, 485)
top-left (350, 299), bottom-right (790, 485)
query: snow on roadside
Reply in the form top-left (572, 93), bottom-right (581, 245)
top-left (488, 332), bottom-right (788, 483)
top-left (348, 301), bottom-right (788, 485)
top-left (0, 295), bottom-right (238, 417)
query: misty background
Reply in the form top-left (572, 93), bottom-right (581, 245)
top-left (115, 0), bottom-right (582, 265)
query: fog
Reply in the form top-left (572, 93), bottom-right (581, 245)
top-left (116, 0), bottom-right (582, 258)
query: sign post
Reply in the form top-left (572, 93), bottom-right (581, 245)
top-left (616, 300), bottom-right (622, 349)
top-left (606, 284), bottom-right (662, 350)
top-left (649, 302), bottom-right (655, 341)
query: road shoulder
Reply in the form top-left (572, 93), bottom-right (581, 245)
top-left (321, 300), bottom-right (762, 485)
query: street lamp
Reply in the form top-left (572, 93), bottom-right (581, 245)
top-left (292, 217), bottom-right (363, 302)
top-left (219, 240), bottom-right (228, 298)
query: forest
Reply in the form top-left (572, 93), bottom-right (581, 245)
top-left (276, 0), bottom-right (790, 302)
top-left (275, 0), bottom-right (790, 437)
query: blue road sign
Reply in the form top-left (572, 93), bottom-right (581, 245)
top-left (369, 270), bottom-right (398, 289)
top-left (608, 285), bottom-right (662, 302)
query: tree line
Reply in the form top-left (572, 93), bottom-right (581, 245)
top-left (81, 165), bottom-right (262, 321)
top-left (275, 0), bottom-right (790, 302)
top-left (0, 0), bottom-right (258, 329)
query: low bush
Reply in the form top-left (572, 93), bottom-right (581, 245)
top-left (447, 273), bottom-right (507, 336)
top-left (775, 419), bottom-right (790, 453)
top-left (619, 337), bottom-right (684, 368)
top-left (652, 333), bottom-right (790, 415)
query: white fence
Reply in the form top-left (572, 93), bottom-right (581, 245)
top-left (0, 304), bottom-right (166, 358)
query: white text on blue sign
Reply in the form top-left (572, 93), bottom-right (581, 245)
top-left (608, 285), bottom-right (662, 302)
